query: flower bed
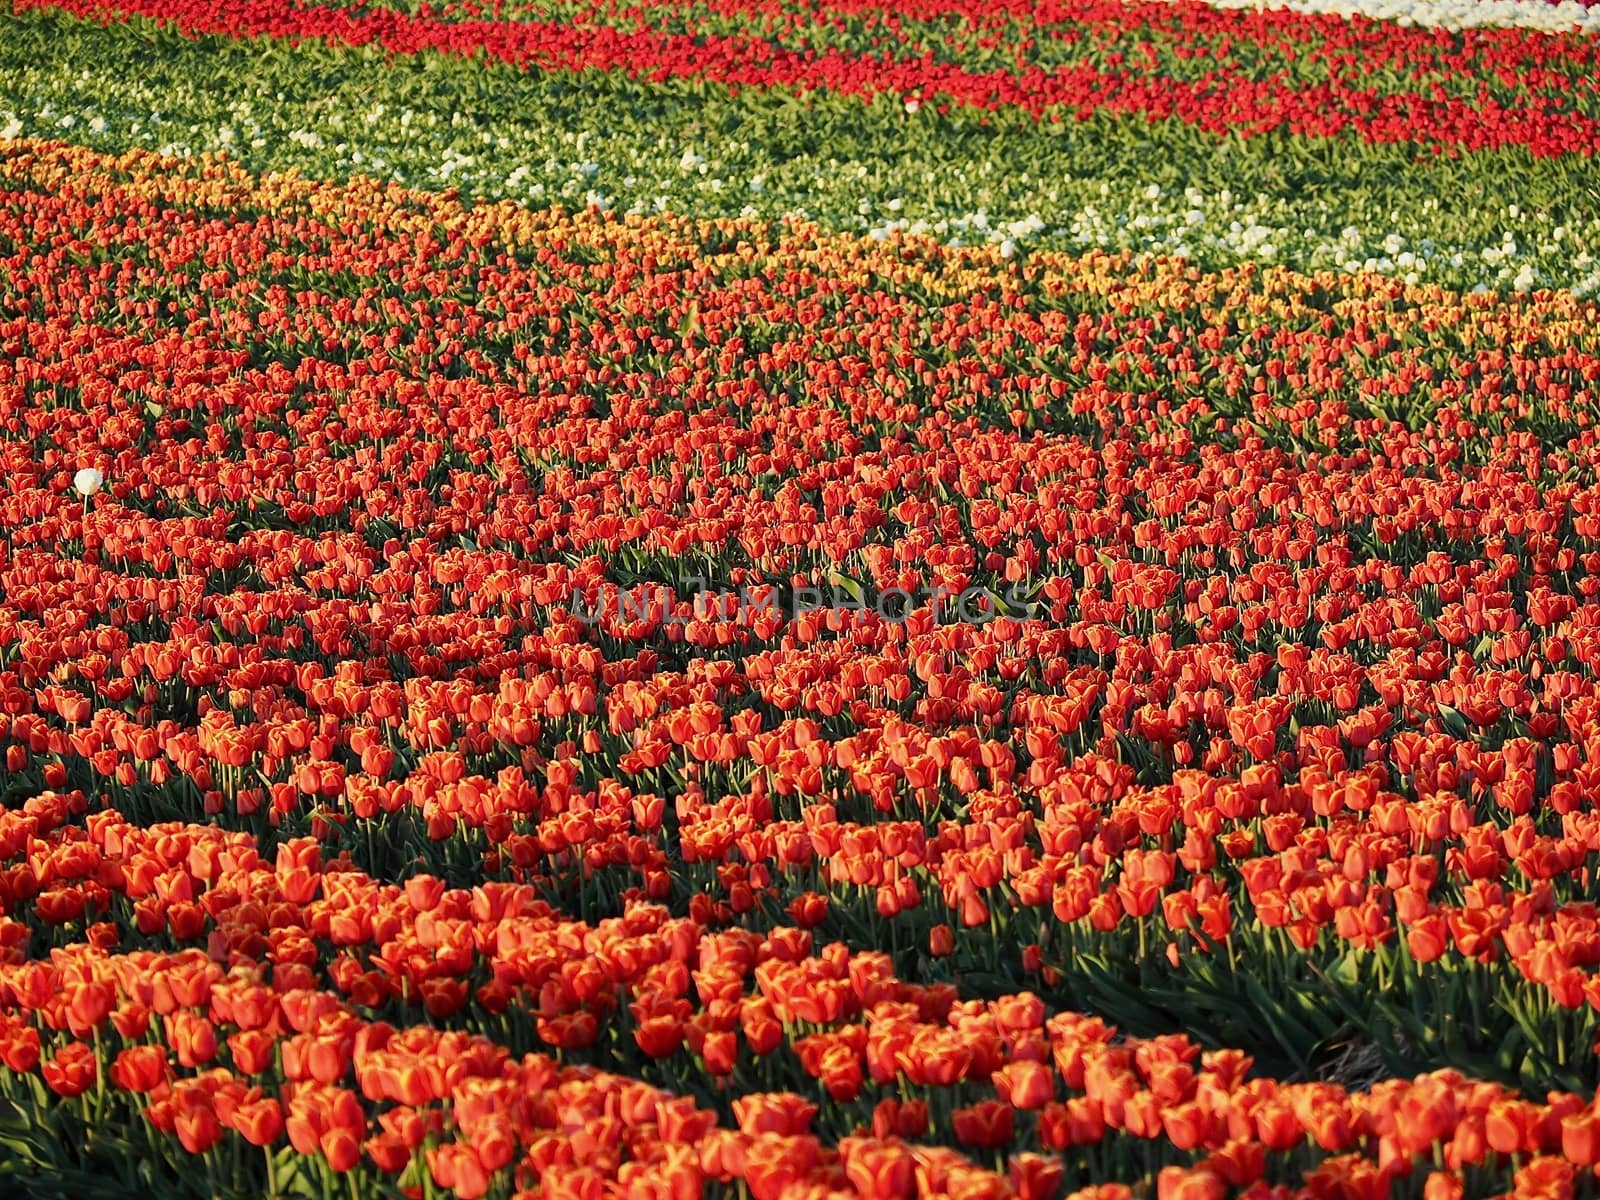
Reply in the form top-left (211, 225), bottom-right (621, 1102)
top-left (15, 0), bottom-right (1600, 154)
top-left (5, 137), bottom-right (1600, 1197)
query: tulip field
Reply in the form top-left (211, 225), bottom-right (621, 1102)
top-left (6, 2), bottom-right (1600, 1200)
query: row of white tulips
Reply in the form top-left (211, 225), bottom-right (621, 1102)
top-left (1163, 0), bottom-right (1600, 34)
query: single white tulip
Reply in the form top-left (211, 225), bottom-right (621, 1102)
top-left (74, 468), bottom-right (104, 497)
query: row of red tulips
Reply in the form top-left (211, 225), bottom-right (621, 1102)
top-left (337, 0), bottom-right (1600, 109)
top-left (8, 798), bottom-right (1600, 1200)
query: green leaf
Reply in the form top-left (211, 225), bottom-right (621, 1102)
top-left (1436, 703), bottom-right (1470, 739)
top-left (1241, 974), bottom-right (1322, 1067)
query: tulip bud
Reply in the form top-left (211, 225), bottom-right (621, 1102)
top-left (74, 467), bottom-right (104, 497)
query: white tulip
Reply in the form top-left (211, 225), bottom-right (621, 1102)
top-left (73, 468), bottom-right (104, 497)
